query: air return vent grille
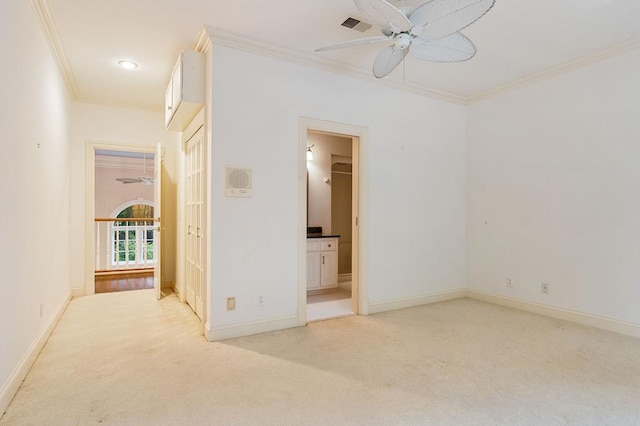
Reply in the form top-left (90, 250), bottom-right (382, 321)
top-left (341, 17), bottom-right (372, 33)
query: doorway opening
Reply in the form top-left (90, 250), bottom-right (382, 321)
top-left (95, 200), bottom-right (156, 293)
top-left (300, 118), bottom-right (365, 323)
top-left (85, 144), bottom-right (162, 299)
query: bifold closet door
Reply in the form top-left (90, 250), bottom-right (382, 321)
top-left (185, 126), bottom-right (204, 320)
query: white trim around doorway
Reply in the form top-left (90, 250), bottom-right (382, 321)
top-left (84, 141), bottom-right (156, 297)
top-left (298, 117), bottom-right (370, 326)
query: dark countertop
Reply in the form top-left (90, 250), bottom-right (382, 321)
top-left (307, 234), bottom-right (341, 239)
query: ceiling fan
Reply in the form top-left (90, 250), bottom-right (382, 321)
top-left (115, 153), bottom-right (154, 185)
top-left (115, 176), bottom-right (154, 185)
top-left (316, 0), bottom-right (495, 78)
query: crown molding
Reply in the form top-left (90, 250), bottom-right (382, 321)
top-left (95, 155), bottom-right (148, 170)
top-left (30, 0), bottom-right (80, 100)
top-left (468, 37), bottom-right (640, 104)
top-left (194, 27), bottom-right (212, 54)
top-left (28, 10), bottom-right (640, 112)
top-left (203, 25), bottom-right (467, 105)
top-left (202, 26), bottom-right (640, 107)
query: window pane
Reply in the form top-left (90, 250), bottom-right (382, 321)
top-left (109, 204), bottom-right (157, 266)
top-left (128, 240), bottom-right (136, 261)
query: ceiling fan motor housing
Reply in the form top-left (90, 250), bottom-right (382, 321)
top-left (394, 33), bottom-right (412, 49)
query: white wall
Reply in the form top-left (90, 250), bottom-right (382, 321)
top-left (306, 132), bottom-right (352, 234)
top-left (467, 50), bottom-right (640, 324)
top-left (208, 43), bottom-right (467, 332)
top-left (69, 103), bottom-right (180, 293)
top-left (0, 0), bottom-right (71, 413)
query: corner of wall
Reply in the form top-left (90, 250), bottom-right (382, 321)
top-left (206, 315), bottom-right (299, 341)
top-left (466, 289), bottom-right (640, 338)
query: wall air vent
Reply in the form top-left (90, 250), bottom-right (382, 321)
top-left (225, 166), bottom-right (253, 198)
top-left (341, 17), bottom-right (372, 33)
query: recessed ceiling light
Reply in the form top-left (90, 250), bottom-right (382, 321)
top-left (117, 60), bottom-right (139, 70)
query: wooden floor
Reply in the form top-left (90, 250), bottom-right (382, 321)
top-left (307, 287), bottom-right (351, 304)
top-left (94, 271), bottom-right (154, 294)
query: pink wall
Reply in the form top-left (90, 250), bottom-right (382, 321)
top-left (95, 155), bottom-right (154, 218)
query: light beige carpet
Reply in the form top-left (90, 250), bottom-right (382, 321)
top-left (1, 290), bottom-right (639, 425)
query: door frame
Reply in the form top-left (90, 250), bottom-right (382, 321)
top-left (84, 141), bottom-right (156, 296)
top-left (154, 142), bottom-right (163, 300)
top-left (298, 117), bottom-right (369, 325)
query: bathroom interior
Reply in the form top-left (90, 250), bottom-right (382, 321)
top-left (306, 131), bottom-right (354, 321)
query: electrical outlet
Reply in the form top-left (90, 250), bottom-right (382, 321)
top-left (541, 283), bottom-right (549, 294)
top-left (506, 278), bottom-right (513, 288)
top-left (226, 297), bottom-right (236, 311)
top-left (258, 295), bottom-right (265, 307)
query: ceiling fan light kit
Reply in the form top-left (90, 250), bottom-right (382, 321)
top-left (316, 0), bottom-right (495, 78)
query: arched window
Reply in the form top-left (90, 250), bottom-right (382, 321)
top-left (117, 204), bottom-right (154, 219)
top-left (110, 201), bottom-right (156, 268)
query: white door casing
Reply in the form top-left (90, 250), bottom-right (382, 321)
top-left (84, 142), bottom-right (156, 297)
top-left (298, 117), bottom-right (369, 325)
top-left (154, 142), bottom-right (163, 300)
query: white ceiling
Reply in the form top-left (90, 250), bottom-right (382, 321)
top-left (45, 0), bottom-right (640, 110)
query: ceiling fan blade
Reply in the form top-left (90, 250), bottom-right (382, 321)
top-left (373, 46), bottom-right (409, 78)
top-left (138, 176), bottom-right (155, 185)
top-left (315, 36), bottom-right (392, 52)
top-left (354, 0), bottom-right (412, 34)
top-left (409, 0), bottom-right (495, 40)
top-left (116, 177), bottom-right (142, 184)
top-left (410, 32), bottom-right (477, 62)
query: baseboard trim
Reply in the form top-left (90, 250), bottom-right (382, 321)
top-left (338, 282), bottom-right (352, 290)
top-left (466, 289), bottom-right (640, 338)
top-left (338, 273), bottom-right (352, 283)
top-left (70, 287), bottom-right (84, 298)
top-left (206, 315), bottom-right (299, 341)
top-left (0, 292), bottom-right (71, 418)
top-left (368, 288), bottom-right (466, 315)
